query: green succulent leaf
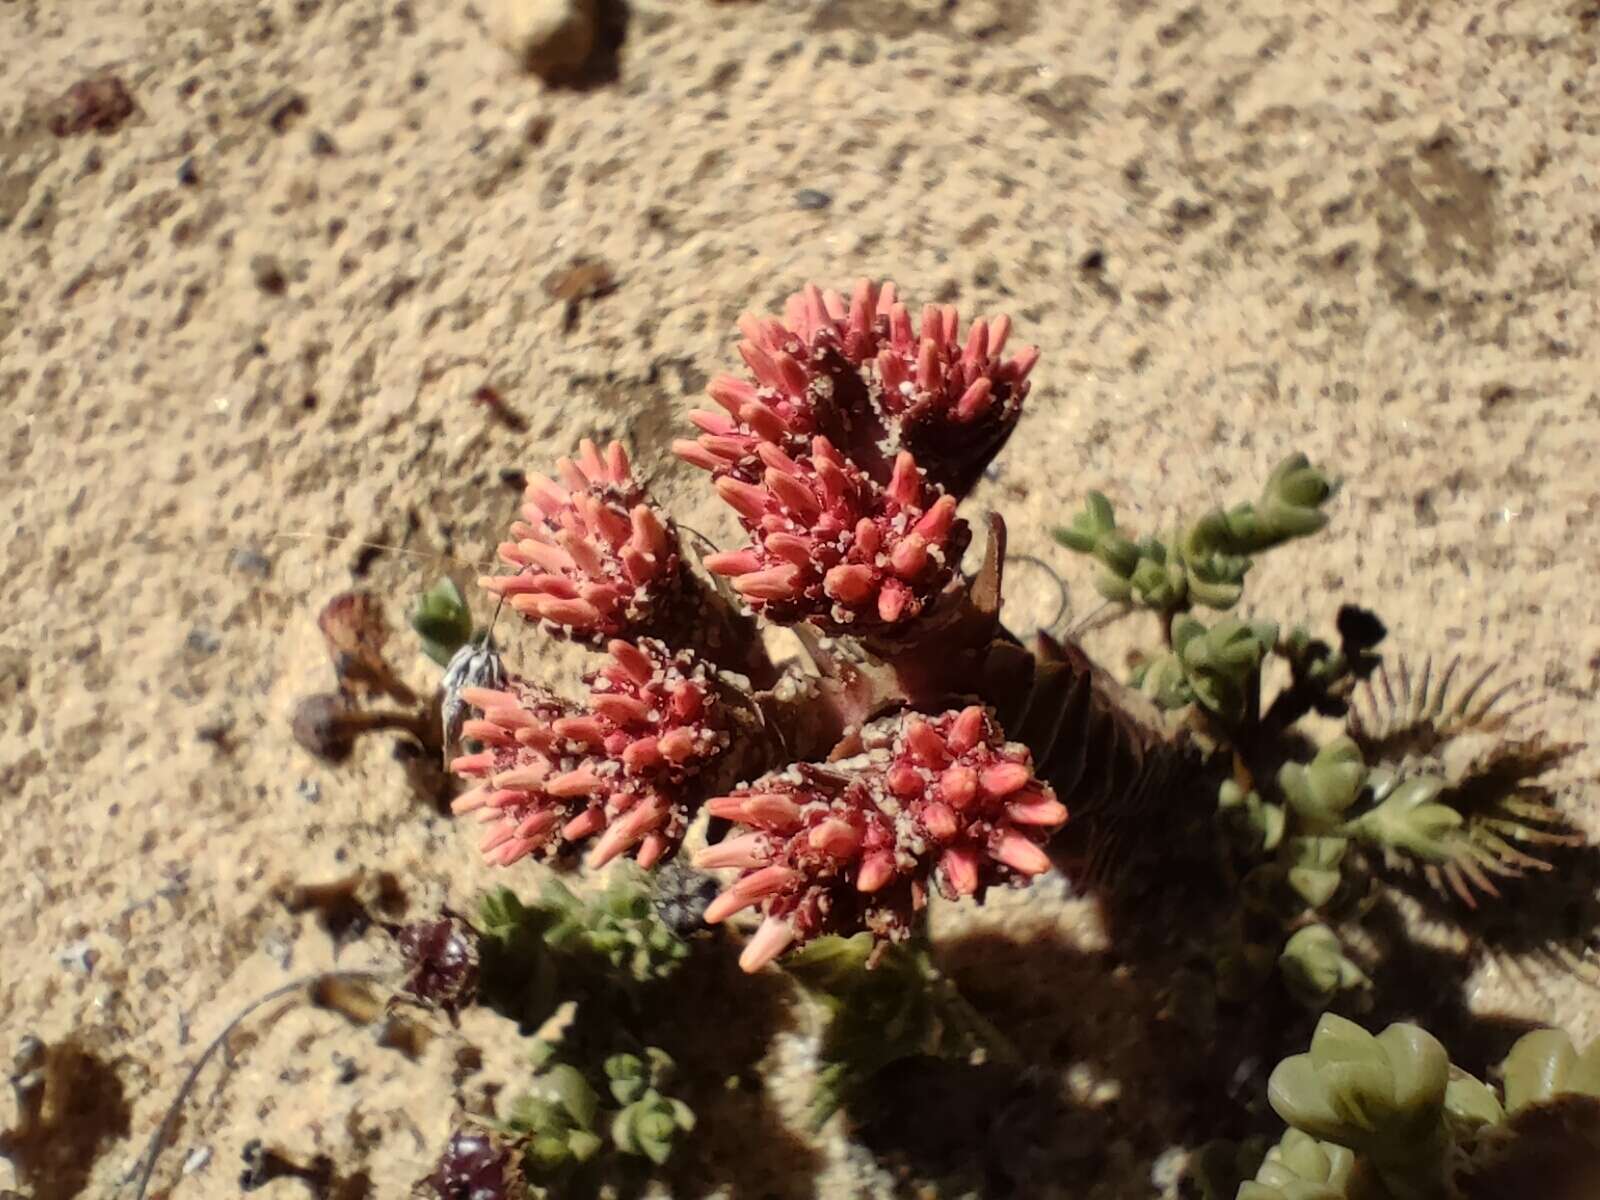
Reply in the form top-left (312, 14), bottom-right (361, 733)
top-left (784, 932), bottom-right (876, 996)
top-left (1500, 1028), bottom-right (1600, 1113)
top-left (612, 1090), bottom-right (695, 1165)
top-left (1129, 552), bottom-right (1188, 610)
top-left (786, 937), bottom-right (994, 1126)
top-left (1286, 836), bottom-right (1349, 909)
top-left (1183, 453), bottom-right (1337, 562)
top-left (546, 1063), bottom-right (601, 1131)
top-left (1442, 1067), bottom-right (1503, 1132)
top-left (1219, 779), bottom-right (1286, 851)
top-left (1171, 615), bottom-right (1277, 722)
top-left (1240, 1128), bottom-right (1361, 1200)
top-left (1279, 739), bottom-right (1366, 831)
top-left (1342, 772), bottom-right (1463, 863)
top-left (604, 1053), bottom-right (647, 1105)
top-left (1053, 491), bottom-right (1119, 555)
top-left (1134, 651), bottom-right (1196, 711)
top-left (411, 577), bottom-right (475, 665)
top-left (1267, 1015), bottom-right (1452, 1177)
top-left (1278, 925), bottom-right (1369, 1009)
top-left (565, 1128), bottom-right (603, 1163)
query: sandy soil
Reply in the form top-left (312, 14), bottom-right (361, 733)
top-left (2, 0), bottom-right (1598, 1196)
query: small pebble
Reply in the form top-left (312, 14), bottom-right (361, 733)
top-left (186, 626), bottom-right (221, 656)
top-left (59, 941), bottom-right (98, 974)
top-left (794, 188), bottom-right (832, 211)
top-left (262, 934), bottom-right (294, 970)
top-left (182, 1146), bottom-right (213, 1175)
top-left (484, 0), bottom-right (598, 80)
top-left (250, 254), bottom-right (288, 295)
top-left (177, 157), bottom-right (200, 186)
top-left (196, 719), bottom-right (233, 748)
top-left (266, 91), bottom-right (308, 133)
top-left (309, 130), bottom-right (338, 157)
top-left (297, 779), bottom-right (321, 804)
top-left (229, 547), bottom-right (273, 577)
top-left (333, 1053), bottom-right (361, 1084)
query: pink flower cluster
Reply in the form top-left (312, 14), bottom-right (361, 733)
top-left (480, 440), bottom-right (680, 640)
top-left (700, 441), bottom-right (966, 632)
top-left (695, 706), bottom-right (1066, 971)
top-left (450, 638), bottom-right (729, 869)
top-left (674, 279), bottom-right (1038, 635)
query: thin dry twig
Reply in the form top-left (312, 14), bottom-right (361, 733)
top-left (128, 969), bottom-right (391, 1199)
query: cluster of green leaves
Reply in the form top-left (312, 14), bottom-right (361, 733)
top-left (1135, 616), bottom-right (1280, 724)
top-left (411, 577), bottom-right (478, 665)
top-left (1053, 451), bottom-right (1547, 1017)
top-left (498, 1040), bottom-right (696, 1193)
top-left (1219, 733), bottom-right (1539, 1009)
top-left (451, 869), bottom-right (700, 1195)
top-left (476, 868), bottom-right (691, 1029)
top-left (1053, 454), bottom-right (1335, 616)
top-left (1228, 1014), bottom-right (1600, 1199)
top-left (784, 933), bottom-right (1011, 1126)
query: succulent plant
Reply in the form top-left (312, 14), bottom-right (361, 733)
top-left (505, 1055), bottom-right (607, 1179)
top-left (539, 868), bottom-right (690, 984)
top-left (1344, 656), bottom-right (1582, 905)
top-left (468, 869), bottom-right (692, 1028)
top-left (1053, 454), bottom-right (1335, 617)
top-left (1132, 615), bottom-right (1277, 721)
top-left (695, 707), bottom-right (1063, 970)
top-left (412, 577), bottom-right (477, 666)
top-left (604, 1050), bottom-right (695, 1164)
top-left (1243, 1020), bottom-right (1600, 1200)
top-left (480, 439), bottom-right (682, 642)
top-left (1277, 924), bottom-right (1368, 1008)
top-left (1498, 1029), bottom-right (1600, 1114)
top-left (783, 931), bottom-right (1005, 1125)
top-left (1267, 1015), bottom-right (1465, 1196)
top-left (1238, 1129), bottom-right (1364, 1200)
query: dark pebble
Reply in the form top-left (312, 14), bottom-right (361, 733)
top-left (185, 627), bottom-right (221, 656)
top-left (794, 188), bottom-right (832, 211)
top-left (250, 255), bottom-right (287, 295)
top-left (229, 547), bottom-right (273, 576)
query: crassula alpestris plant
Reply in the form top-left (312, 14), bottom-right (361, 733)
top-left (268, 275), bottom-right (1591, 1197)
top-left (1220, 1014), bottom-right (1600, 1200)
top-left (441, 278), bottom-right (1100, 974)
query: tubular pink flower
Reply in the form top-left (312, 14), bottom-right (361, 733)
top-left (480, 439), bottom-right (682, 641)
top-left (703, 436), bottom-right (969, 635)
top-left (695, 707), bottom-right (1065, 971)
top-left (449, 640), bottom-right (729, 870)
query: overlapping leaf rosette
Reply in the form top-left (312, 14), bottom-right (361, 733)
top-left (451, 280), bottom-right (1076, 971)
